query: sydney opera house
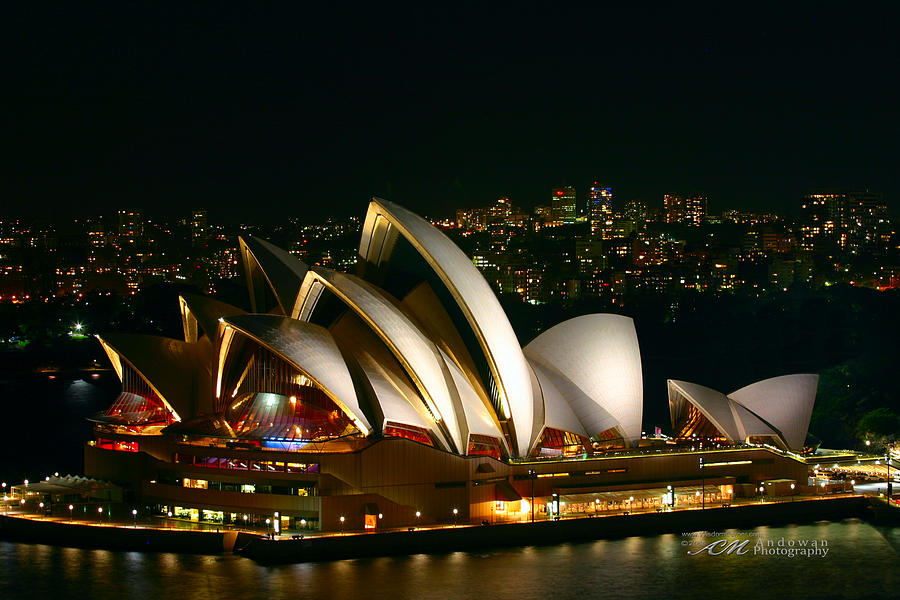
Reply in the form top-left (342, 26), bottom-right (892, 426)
top-left (84, 199), bottom-right (817, 532)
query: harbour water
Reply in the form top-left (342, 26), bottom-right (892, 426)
top-left (2, 520), bottom-right (899, 599)
top-left (2, 376), bottom-right (899, 599)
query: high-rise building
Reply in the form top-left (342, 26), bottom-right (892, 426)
top-left (663, 195), bottom-right (684, 224)
top-left (551, 186), bottom-right (577, 225)
top-left (799, 193), bottom-right (843, 252)
top-left (589, 183), bottom-right (613, 238)
top-left (844, 192), bottom-right (886, 254)
top-left (685, 195), bottom-right (708, 226)
top-left (191, 209), bottom-right (209, 247)
top-left (485, 197), bottom-right (513, 226)
top-left (623, 199), bottom-right (647, 226)
top-left (117, 209), bottom-right (144, 241)
top-left (797, 191), bottom-right (886, 253)
top-left (86, 223), bottom-right (107, 248)
top-left (461, 208), bottom-right (487, 231)
top-left (664, 195), bottom-right (707, 226)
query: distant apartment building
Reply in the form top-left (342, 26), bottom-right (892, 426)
top-left (799, 191), bottom-right (890, 254)
top-left (664, 194), bottom-right (708, 226)
top-left (588, 183), bottom-right (613, 238)
top-left (551, 186), bottom-right (577, 225)
top-left (190, 209), bottom-right (209, 247)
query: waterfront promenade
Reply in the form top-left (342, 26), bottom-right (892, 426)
top-left (1, 493), bottom-right (878, 563)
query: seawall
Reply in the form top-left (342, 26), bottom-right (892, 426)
top-left (238, 496), bottom-right (871, 564)
top-left (0, 496), bottom-right (875, 561)
top-left (0, 515), bottom-right (259, 554)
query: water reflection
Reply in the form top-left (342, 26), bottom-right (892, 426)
top-left (2, 520), bottom-right (899, 600)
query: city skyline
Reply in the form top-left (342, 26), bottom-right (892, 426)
top-left (0, 182), bottom-right (894, 224)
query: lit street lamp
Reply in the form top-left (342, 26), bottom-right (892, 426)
top-left (452, 508), bottom-right (458, 527)
top-left (528, 468), bottom-right (536, 523)
top-left (68, 504), bottom-right (74, 520)
top-left (699, 457), bottom-right (705, 510)
top-left (886, 448), bottom-right (893, 499)
top-left (132, 508), bottom-right (138, 527)
top-left (339, 516), bottom-right (345, 535)
top-left (790, 483), bottom-right (795, 502)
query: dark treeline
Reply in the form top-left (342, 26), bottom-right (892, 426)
top-left (501, 284), bottom-right (900, 449)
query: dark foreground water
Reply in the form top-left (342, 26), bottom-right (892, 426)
top-left (2, 376), bottom-right (900, 599)
top-left (2, 520), bottom-right (900, 600)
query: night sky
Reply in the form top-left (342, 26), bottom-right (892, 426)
top-left (4, 4), bottom-right (899, 222)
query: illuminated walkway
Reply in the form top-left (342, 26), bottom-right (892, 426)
top-left (0, 490), bottom-right (871, 540)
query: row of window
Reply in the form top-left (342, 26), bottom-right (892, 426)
top-left (156, 476), bottom-right (314, 497)
top-left (173, 453), bottom-right (319, 474)
top-left (96, 438), bottom-right (139, 452)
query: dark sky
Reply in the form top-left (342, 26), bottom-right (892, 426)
top-left (3, 4), bottom-right (899, 222)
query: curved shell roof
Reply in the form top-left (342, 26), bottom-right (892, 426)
top-left (438, 347), bottom-right (508, 451)
top-left (96, 333), bottom-right (212, 421)
top-left (728, 399), bottom-right (783, 442)
top-left (179, 293), bottom-right (244, 343)
top-left (352, 349), bottom-right (443, 442)
top-left (221, 314), bottom-right (371, 435)
top-left (528, 360), bottom-right (592, 452)
top-left (525, 314), bottom-right (643, 444)
top-left (359, 199), bottom-right (535, 457)
top-left (728, 374), bottom-right (818, 451)
top-left (239, 235), bottom-right (308, 315)
top-left (667, 374), bottom-right (817, 451)
top-left (294, 267), bottom-right (467, 453)
top-left (667, 380), bottom-right (741, 442)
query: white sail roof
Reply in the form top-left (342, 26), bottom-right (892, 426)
top-left (668, 380), bottom-right (741, 442)
top-left (525, 314), bottom-right (643, 444)
top-left (668, 374), bottom-right (818, 451)
top-left (359, 199), bottom-right (535, 457)
top-left (293, 267), bottom-right (467, 453)
top-left (221, 314), bottom-right (371, 436)
top-left (728, 374), bottom-right (818, 450)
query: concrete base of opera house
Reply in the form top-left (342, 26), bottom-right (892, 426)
top-left (2, 496), bottom-right (874, 561)
top-left (81, 436), bottom-right (818, 534)
top-left (236, 495), bottom-right (872, 564)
